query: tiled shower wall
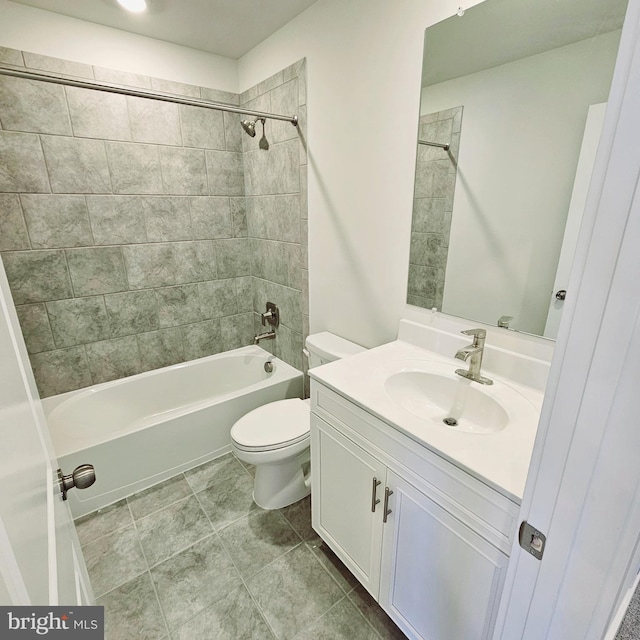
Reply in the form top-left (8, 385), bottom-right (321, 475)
top-left (0, 46), bottom-right (308, 396)
top-left (240, 61), bottom-right (308, 372)
top-left (407, 106), bottom-right (462, 310)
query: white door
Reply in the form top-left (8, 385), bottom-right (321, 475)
top-left (0, 260), bottom-right (93, 605)
top-left (496, 0), bottom-right (640, 637)
top-left (543, 102), bottom-right (607, 339)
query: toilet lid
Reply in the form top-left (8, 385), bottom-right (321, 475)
top-left (231, 398), bottom-right (310, 451)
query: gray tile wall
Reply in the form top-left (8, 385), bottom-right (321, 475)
top-left (240, 59), bottom-right (309, 373)
top-left (0, 49), bottom-right (308, 397)
top-left (407, 107), bottom-right (462, 310)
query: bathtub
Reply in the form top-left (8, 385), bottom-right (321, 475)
top-left (43, 345), bottom-right (303, 518)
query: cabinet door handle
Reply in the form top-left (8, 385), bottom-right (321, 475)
top-left (383, 487), bottom-right (394, 523)
top-left (371, 477), bottom-right (382, 512)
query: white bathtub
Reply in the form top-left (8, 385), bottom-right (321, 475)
top-left (43, 345), bottom-right (303, 517)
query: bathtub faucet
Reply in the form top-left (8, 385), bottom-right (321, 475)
top-left (254, 330), bottom-right (276, 345)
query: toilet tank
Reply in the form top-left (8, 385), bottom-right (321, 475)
top-left (305, 332), bottom-right (366, 368)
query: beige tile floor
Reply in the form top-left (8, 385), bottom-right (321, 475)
top-left (76, 453), bottom-right (406, 640)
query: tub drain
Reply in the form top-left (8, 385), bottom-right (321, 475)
top-left (443, 416), bottom-right (459, 427)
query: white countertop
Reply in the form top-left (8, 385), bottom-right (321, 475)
top-left (309, 339), bottom-right (545, 503)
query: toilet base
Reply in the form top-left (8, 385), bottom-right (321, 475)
top-left (252, 449), bottom-right (311, 510)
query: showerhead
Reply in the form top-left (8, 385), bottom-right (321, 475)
top-left (241, 119), bottom-right (257, 137)
top-left (240, 117), bottom-right (265, 138)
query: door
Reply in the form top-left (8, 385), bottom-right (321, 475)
top-left (543, 102), bottom-right (607, 339)
top-left (310, 414), bottom-right (386, 597)
top-left (0, 260), bottom-right (93, 605)
top-left (380, 471), bottom-right (508, 640)
top-left (496, 0), bottom-right (640, 637)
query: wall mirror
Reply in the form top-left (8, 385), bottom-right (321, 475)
top-left (407, 0), bottom-right (628, 338)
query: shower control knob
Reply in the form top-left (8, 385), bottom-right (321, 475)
top-left (555, 289), bottom-right (567, 301)
top-left (57, 464), bottom-right (96, 501)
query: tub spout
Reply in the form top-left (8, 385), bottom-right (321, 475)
top-left (254, 330), bottom-right (276, 344)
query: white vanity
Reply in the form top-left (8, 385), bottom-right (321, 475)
top-left (309, 319), bottom-right (548, 640)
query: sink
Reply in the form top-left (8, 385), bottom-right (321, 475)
top-left (380, 361), bottom-right (538, 434)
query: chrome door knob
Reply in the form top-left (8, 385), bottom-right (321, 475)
top-left (58, 464), bottom-right (96, 501)
top-left (555, 289), bottom-right (567, 301)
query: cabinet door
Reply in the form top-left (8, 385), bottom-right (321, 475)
top-left (379, 471), bottom-right (508, 640)
top-left (311, 415), bottom-right (386, 598)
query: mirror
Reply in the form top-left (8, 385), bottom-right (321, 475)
top-left (407, 0), bottom-right (628, 338)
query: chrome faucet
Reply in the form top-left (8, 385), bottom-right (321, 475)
top-left (254, 330), bottom-right (276, 345)
top-left (454, 328), bottom-right (493, 385)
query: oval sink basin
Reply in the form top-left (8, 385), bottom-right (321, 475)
top-left (382, 364), bottom-right (537, 434)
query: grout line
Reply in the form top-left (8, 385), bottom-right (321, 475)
top-left (141, 528), bottom-right (218, 573)
top-left (74, 511), bottom-right (134, 550)
top-left (174, 480), bottom-right (274, 637)
top-left (61, 85), bottom-right (74, 137)
top-left (35, 133), bottom-right (53, 195)
top-left (14, 194), bottom-right (33, 251)
top-left (84, 454), bottom-right (383, 639)
top-left (84, 525), bottom-right (148, 602)
top-left (123, 475), bottom-right (217, 635)
top-left (287, 594), bottom-right (351, 640)
top-left (345, 587), bottom-right (399, 640)
top-left (245, 541), bottom-right (354, 640)
top-left (304, 536), bottom-right (359, 597)
top-left (214, 528), bottom-right (281, 640)
top-left (126, 473), bottom-right (191, 521)
top-left (126, 499), bottom-right (172, 638)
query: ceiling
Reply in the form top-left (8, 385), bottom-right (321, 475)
top-left (423, 0), bottom-right (629, 87)
top-left (10, 0), bottom-right (319, 59)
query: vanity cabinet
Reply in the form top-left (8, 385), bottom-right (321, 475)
top-left (378, 471), bottom-right (509, 640)
top-left (312, 419), bottom-right (386, 596)
top-left (310, 382), bottom-right (518, 640)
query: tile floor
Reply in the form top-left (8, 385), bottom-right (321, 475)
top-left (616, 583), bottom-right (640, 640)
top-left (76, 452), bottom-right (406, 640)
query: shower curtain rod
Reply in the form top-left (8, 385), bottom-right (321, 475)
top-left (0, 65), bottom-right (299, 126)
top-left (418, 139), bottom-right (450, 151)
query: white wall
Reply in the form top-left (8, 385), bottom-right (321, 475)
top-left (0, 0), bottom-right (556, 353)
top-left (0, 0), bottom-right (238, 91)
top-left (238, 0), bottom-right (486, 348)
top-left (421, 32), bottom-right (620, 335)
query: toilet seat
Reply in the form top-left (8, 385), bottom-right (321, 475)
top-left (231, 398), bottom-right (310, 452)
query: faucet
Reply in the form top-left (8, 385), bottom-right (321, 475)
top-left (261, 302), bottom-right (279, 327)
top-left (454, 328), bottom-right (493, 385)
top-left (254, 330), bottom-right (276, 345)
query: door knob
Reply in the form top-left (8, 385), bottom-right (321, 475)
top-left (555, 289), bottom-right (567, 301)
top-left (57, 464), bottom-right (96, 501)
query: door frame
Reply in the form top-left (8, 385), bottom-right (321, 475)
top-left (495, 0), bottom-right (640, 636)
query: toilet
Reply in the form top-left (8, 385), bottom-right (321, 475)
top-left (231, 332), bottom-right (365, 509)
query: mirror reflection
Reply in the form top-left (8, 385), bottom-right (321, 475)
top-left (407, 0), bottom-right (628, 338)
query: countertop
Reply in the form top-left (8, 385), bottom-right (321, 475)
top-left (309, 339), bottom-right (545, 503)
